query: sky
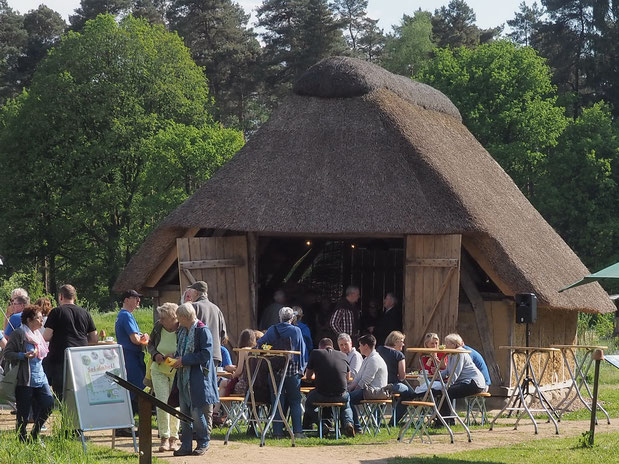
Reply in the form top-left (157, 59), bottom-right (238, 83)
top-left (7, 0), bottom-right (525, 32)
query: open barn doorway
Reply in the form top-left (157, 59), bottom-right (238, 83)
top-left (256, 236), bottom-right (404, 345)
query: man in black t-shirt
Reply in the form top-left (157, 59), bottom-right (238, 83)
top-left (43, 284), bottom-right (98, 400)
top-left (302, 338), bottom-right (355, 437)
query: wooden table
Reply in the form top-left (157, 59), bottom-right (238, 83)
top-left (224, 348), bottom-right (301, 447)
top-left (401, 348), bottom-right (472, 443)
top-left (489, 346), bottom-right (560, 434)
top-left (550, 344), bottom-right (610, 424)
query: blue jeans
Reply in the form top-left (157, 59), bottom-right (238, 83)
top-left (178, 382), bottom-right (213, 451)
top-left (391, 381), bottom-right (415, 423)
top-left (302, 390), bottom-right (353, 429)
top-left (271, 373), bottom-right (302, 435)
top-left (349, 389), bottom-right (365, 430)
top-left (15, 384), bottom-right (54, 441)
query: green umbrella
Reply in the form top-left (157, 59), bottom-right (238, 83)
top-left (559, 262), bottom-right (619, 292)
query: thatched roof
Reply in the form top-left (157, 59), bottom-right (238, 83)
top-left (115, 56), bottom-right (614, 314)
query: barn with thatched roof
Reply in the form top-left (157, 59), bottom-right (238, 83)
top-left (114, 56), bottom-right (614, 396)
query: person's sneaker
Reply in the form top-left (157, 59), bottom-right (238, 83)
top-left (192, 446), bottom-right (208, 456)
top-left (354, 427), bottom-right (363, 435)
top-left (294, 432), bottom-right (307, 439)
top-left (343, 422), bottom-right (356, 438)
top-left (159, 437), bottom-right (168, 452)
top-left (173, 448), bottom-right (192, 456)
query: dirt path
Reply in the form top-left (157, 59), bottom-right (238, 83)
top-left (2, 408), bottom-right (615, 463)
top-left (91, 418), bottom-right (619, 464)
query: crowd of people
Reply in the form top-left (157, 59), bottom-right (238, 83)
top-left (0, 281), bottom-right (492, 454)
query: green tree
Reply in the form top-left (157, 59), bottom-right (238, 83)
top-left (382, 10), bottom-right (435, 76)
top-left (132, 0), bottom-right (167, 25)
top-left (534, 0), bottom-right (596, 118)
top-left (257, 0), bottom-right (346, 98)
top-left (332, 0), bottom-right (367, 52)
top-left (0, 15), bottom-right (243, 303)
top-left (507, 1), bottom-right (544, 46)
top-left (0, 0), bottom-right (27, 103)
top-left (167, 0), bottom-right (263, 132)
top-left (70, 0), bottom-right (133, 30)
top-left (431, 0), bottom-right (501, 49)
top-left (16, 6), bottom-right (67, 90)
top-left (356, 17), bottom-right (384, 63)
top-left (590, 0), bottom-right (619, 116)
top-left (535, 102), bottom-right (619, 271)
top-left (417, 40), bottom-right (567, 196)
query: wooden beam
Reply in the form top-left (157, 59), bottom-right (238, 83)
top-left (406, 258), bottom-right (459, 268)
top-left (247, 232), bottom-right (258, 326)
top-left (460, 264), bottom-right (504, 386)
top-left (461, 236), bottom-right (511, 296)
top-left (144, 228), bottom-right (199, 288)
top-left (179, 258), bottom-right (244, 269)
top-left (182, 268), bottom-right (196, 285)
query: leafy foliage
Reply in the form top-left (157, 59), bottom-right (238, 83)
top-left (382, 11), bottom-right (435, 76)
top-left (417, 40), bottom-right (567, 193)
top-left (0, 15), bottom-right (243, 304)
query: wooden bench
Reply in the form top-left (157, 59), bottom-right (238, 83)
top-left (312, 402), bottom-right (348, 439)
top-left (398, 400), bottom-right (436, 444)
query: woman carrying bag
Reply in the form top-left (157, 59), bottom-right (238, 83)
top-left (3, 305), bottom-right (54, 442)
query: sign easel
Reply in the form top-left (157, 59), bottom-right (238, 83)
top-left (63, 344), bottom-right (137, 452)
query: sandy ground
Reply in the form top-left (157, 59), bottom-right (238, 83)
top-left (2, 407), bottom-right (615, 464)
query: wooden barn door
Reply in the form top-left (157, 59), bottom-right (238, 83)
top-left (177, 236), bottom-right (252, 347)
top-left (404, 235), bottom-right (461, 354)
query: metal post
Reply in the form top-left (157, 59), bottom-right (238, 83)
top-left (588, 349), bottom-right (604, 447)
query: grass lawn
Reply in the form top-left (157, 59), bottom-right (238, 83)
top-left (0, 428), bottom-right (164, 464)
top-left (91, 307), bottom-right (155, 340)
top-left (388, 432), bottom-right (619, 464)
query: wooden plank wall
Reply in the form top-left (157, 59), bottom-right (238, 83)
top-left (404, 235), bottom-right (461, 362)
top-left (177, 236), bottom-right (252, 347)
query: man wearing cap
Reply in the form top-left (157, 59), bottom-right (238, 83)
top-left (186, 281), bottom-right (227, 366)
top-left (116, 290), bottom-right (148, 393)
top-left (43, 284), bottom-right (98, 400)
top-left (257, 306), bottom-right (307, 438)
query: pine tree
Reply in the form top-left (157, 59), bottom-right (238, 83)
top-left (432, 0), bottom-right (501, 48)
top-left (70, 0), bottom-right (133, 30)
top-left (132, 0), bottom-right (167, 25)
top-left (357, 17), bottom-right (385, 63)
top-left (332, 0), bottom-right (367, 52)
top-left (0, 0), bottom-right (27, 102)
top-left (257, 0), bottom-right (345, 97)
top-left (507, 1), bottom-right (544, 46)
top-left (167, 0), bottom-right (263, 132)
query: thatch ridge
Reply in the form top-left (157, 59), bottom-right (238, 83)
top-left (293, 56), bottom-right (462, 121)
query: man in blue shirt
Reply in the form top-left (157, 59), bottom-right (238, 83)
top-left (463, 344), bottom-right (492, 386)
top-left (257, 306), bottom-right (306, 438)
top-left (115, 289), bottom-right (147, 435)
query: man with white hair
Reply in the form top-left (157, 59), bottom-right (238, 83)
top-left (3, 288), bottom-right (29, 331)
top-left (337, 333), bottom-right (363, 378)
top-left (186, 281), bottom-right (227, 366)
top-left (257, 306), bottom-right (307, 438)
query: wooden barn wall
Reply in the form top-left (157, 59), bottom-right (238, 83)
top-left (458, 301), bottom-right (578, 391)
top-left (457, 299), bottom-right (512, 392)
top-left (404, 234), bottom-right (461, 365)
top-left (177, 236), bottom-right (252, 347)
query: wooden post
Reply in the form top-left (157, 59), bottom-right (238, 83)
top-left (138, 395), bottom-right (152, 464)
top-left (588, 349), bottom-right (604, 447)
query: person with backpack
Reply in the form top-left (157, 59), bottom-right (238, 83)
top-left (256, 306), bottom-right (306, 438)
